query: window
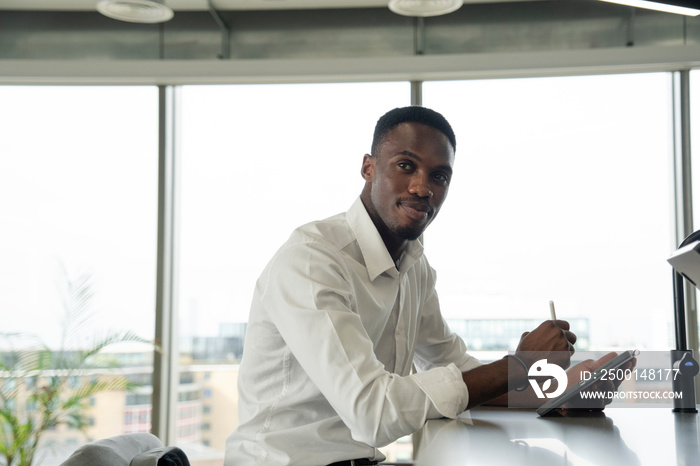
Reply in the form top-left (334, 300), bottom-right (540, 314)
top-left (1, 73), bottom-right (686, 465)
top-left (176, 81), bottom-right (410, 458)
top-left (423, 73), bottom-right (675, 354)
top-left (126, 393), bottom-right (152, 406)
top-left (0, 86), bottom-right (158, 462)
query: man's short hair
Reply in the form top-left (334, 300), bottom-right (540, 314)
top-left (371, 106), bottom-right (456, 155)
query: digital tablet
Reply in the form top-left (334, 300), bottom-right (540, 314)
top-left (537, 350), bottom-right (638, 416)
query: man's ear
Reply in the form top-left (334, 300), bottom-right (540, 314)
top-left (361, 154), bottom-right (375, 182)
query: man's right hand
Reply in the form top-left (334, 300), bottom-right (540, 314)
top-left (515, 320), bottom-right (577, 369)
top-left (463, 320), bottom-right (578, 409)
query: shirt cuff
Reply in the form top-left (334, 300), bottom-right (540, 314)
top-left (411, 363), bottom-right (469, 419)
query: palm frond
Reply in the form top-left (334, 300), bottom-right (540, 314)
top-left (0, 267), bottom-right (156, 466)
top-left (0, 333), bottom-right (48, 374)
top-left (76, 330), bottom-right (152, 367)
top-left (56, 265), bottom-right (97, 358)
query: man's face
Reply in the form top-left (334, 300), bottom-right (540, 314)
top-left (361, 122), bottom-right (455, 241)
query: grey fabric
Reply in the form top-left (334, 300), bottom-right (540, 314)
top-left (131, 446), bottom-right (190, 466)
top-left (60, 433), bottom-right (164, 466)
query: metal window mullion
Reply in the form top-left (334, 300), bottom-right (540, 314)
top-left (411, 13), bottom-right (424, 107)
top-left (153, 85), bottom-right (180, 444)
top-left (411, 81), bottom-right (422, 106)
top-left (673, 70), bottom-right (693, 244)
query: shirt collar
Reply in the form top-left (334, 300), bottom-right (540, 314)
top-left (346, 197), bottom-right (424, 281)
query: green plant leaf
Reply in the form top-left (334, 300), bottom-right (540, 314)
top-left (0, 267), bottom-right (155, 466)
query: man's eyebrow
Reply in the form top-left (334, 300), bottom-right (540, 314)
top-left (394, 150), bottom-right (453, 174)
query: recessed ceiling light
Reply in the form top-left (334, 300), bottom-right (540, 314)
top-left (388, 0), bottom-right (464, 17)
top-left (96, 0), bottom-right (174, 23)
top-left (599, 0), bottom-right (700, 16)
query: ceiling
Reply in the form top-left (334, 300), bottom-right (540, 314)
top-left (0, 0), bottom-right (524, 11)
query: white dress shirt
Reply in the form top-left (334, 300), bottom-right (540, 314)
top-left (224, 197), bottom-right (481, 466)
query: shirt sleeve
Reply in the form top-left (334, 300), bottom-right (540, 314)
top-left (258, 241), bottom-right (469, 448)
top-left (412, 263), bottom-right (482, 394)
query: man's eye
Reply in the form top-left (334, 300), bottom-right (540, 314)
top-left (397, 162), bottom-right (414, 170)
top-left (433, 173), bottom-right (450, 184)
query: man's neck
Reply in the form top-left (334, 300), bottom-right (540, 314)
top-left (382, 233), bottom-right (409, 266)
top-left (359, 196), bottom-right (409, 264)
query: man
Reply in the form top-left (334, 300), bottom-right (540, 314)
top-left (225, 106), bottom-right (620, 466)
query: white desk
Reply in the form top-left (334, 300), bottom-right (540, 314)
top-left (413, 406), bottom-right (700, 465)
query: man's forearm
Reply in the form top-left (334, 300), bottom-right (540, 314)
top-left (461, 357), bottom-right (529, 409)
top-left (487, 385), bottom-right (544, 408)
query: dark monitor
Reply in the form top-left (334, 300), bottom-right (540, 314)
top-left (668, 240), bottom-right (700, 288)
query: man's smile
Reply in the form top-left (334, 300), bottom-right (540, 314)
top-left (399, 200), bottom-right (432, 222)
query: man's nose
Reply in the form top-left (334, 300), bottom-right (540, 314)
top-left (408, 173), bottom-right (433, 198)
